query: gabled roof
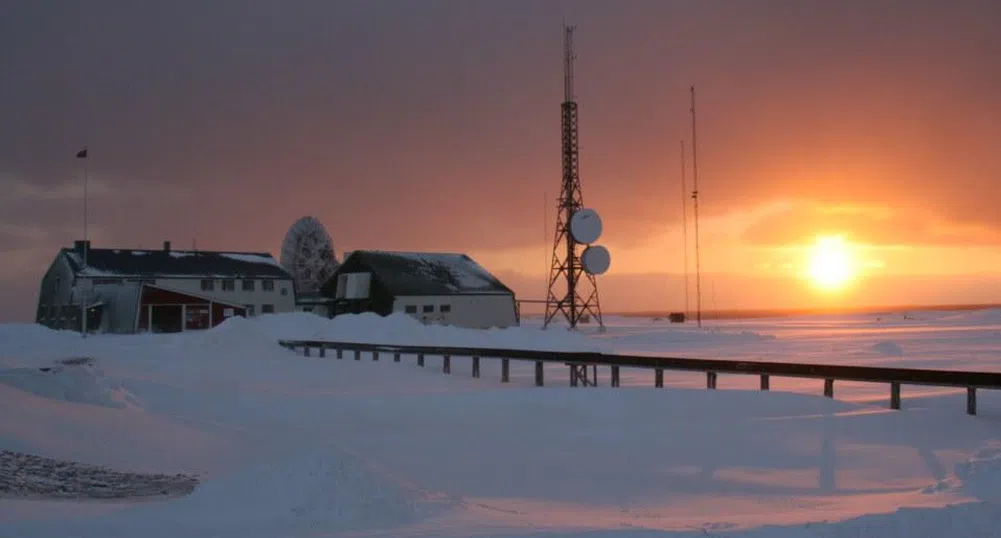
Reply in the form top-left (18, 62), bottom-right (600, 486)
top-left (62, 248), bottom-right (292, 279)
top-left (337, 250), bottom-right (513, 296)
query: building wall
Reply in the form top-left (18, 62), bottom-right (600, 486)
top-left (35, 254), bottom-right (78, 330)
top-left (136, 286), bottom-right (247, 332)
top-left (138, 277), bottom-right (295, 317)
top-left (87, 280), bottom-right (143, 333)
top-left (296, 304), bottom-right (330, 317)
top-left (391, 294), bottom-right (518, 329)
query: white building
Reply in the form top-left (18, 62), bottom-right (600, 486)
top-left (294, 291), bottom-right (334, 318)
top-left (36, 240), bottom-right (296, 333)
top-left (320, 250), bottom-right (518, 329)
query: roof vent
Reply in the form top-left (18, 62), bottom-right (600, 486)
top-left (73, 240), bottom-right (91, 257)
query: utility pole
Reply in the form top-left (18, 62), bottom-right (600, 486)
top-left (680, 140), bottom-right (690, 318)
top-left (76, 147), bottom-right (89, 338)
top-left (690, 86), bottom-right (703, 328)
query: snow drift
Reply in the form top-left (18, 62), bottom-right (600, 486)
top-left (0, 357), bottom-right (140, 410)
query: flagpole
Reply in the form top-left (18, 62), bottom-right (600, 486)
top-left (79, 148), bottom-right (89, 338)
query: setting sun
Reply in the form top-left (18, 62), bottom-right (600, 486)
top-left (807, 236), bottom-right (856, 291)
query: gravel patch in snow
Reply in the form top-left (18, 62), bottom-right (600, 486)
top-left (0, 450), bottom-right (198, 500)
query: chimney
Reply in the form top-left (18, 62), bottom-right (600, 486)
top-left (163, 240), bottom-right (171, 252)
top-left (73, 240), bottom-right (91, 258)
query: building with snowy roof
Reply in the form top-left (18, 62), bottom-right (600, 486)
top-left (36, 240), bottom-right (296, 334)
top-left (320, 250), bottom-right (518, 329)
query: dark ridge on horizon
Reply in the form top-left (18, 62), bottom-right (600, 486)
top-left (607, 303), bottom-right (1001, 321)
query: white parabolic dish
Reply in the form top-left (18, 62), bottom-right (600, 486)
top-left (570, 208), bottom-right (602, 244)
top-left (581, 245), bottom-right (611, 275)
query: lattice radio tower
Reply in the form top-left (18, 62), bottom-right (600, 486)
top-left (543, 24), bottom-right (608, 331)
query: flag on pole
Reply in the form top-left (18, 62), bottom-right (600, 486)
top-left (76, 148), bottom-right (88, 159)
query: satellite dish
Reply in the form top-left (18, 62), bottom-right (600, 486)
top-left (581, 245), bottom-right (611, 275)
top-left (280, 216), bottom-right (340, 293)
top-left (570, 208), bottom-right (602, 244)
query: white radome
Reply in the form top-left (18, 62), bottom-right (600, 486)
top-left (570, 208), bottom-right (602, 244)
top-left (280, 216), bottom-right (340, 293)
top-left (581, 244), bottom-right (611, 275)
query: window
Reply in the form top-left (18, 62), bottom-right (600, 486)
top-left (262, 280), bottom-right (274, 292)
top-left (280, 287), bottom-right (288, 296)
top-left (242, 280), bottom-right (256, 291)
top-left (245, 305), bottom-right (255, 316)
top-left (440, 304), bottom-right (451, 313)
top-left (201, 279), bottom-right (215, 291)
top-left (422, 305), bottom-right (434, 313)
top-left (262, 304), bottom-right (274, 314)
top-left (303, 307), bottom-right (313, 313)
top-left (222, 280), bottom-right (235, 291)
top-left (405, 305), bottom-right (417, 314)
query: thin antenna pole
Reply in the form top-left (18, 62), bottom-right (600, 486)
top-left (690, 86), bottom-right (703, 328)
top-left (544, 191), bottom-right (548, 304)
top-left (680, 140), bottom-right (690, 318)
top-left (563, 22), bottom-right (575, 102)
top-left (81, 154), bottom-right (89, 338)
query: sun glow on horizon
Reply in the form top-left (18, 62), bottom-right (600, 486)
top-left (807, 235), bottom-right (857, 291)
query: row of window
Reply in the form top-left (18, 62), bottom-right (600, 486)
top-left (404, 304), bottom-right (452, 314)
top-left (244, 304), bottom-right (276, 316)
top-left (201, 279), bottom-right (285, 294)
top-left (37, 304), bottom-right (80, 322)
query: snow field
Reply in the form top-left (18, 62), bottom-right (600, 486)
top-left (0, 309), bottom-right (999, 536)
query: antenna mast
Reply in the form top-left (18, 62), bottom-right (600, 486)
top-left (680, 140), bottom-right (690, 318)
top-left (543, 23), bottom-right (604, 330)
top-left (690, 86), bottom-right (703, 328)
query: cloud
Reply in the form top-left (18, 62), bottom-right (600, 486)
top-left (0, 174), bottom-right (184, 205)
top-left (739, 201), bottom-right (1001, 247)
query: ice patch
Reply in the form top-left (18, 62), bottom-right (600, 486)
top-left (872, 341), bottom-right (904, 356)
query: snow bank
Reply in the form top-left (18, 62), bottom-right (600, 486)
top-left (937, 307), bottom-right (1001, 325)
top-left (730, 502), bottom-right (1001, 538)
top-left (954, 445), bottom-right (1001, 503)
top-left (0, 324), bottom-right (82, 363)
top-left (200, 312), bottom-right (601, 353)
top-left (0, 358), bottom-right (140, 410)
top-left (154, 447), bottom-right (450, 534)
top-left (594, 327), bottom-right (776, 348)
top-left (194, 312), bottom-right (777, 357)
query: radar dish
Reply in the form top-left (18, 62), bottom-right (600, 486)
top-left (280, 216), bottom-right (340, 293)
top-left (581, 244), bottom-right (611, 275)
top-left (570, 208), bottom-right (602, 244)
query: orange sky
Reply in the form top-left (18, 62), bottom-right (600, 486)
top-left (1, 1), bottom-right (1000, 320)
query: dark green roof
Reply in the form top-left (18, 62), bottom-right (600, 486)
top-left (340, 251), bottom-right (513, 296)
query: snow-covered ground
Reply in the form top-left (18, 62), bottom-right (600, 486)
top-left (1, 309), bottom-right (1000, 537)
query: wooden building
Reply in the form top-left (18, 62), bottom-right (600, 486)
top-left (320, 250), bottom-right (518, 329)
top-left (36, 240), bottom-right (295, 333)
